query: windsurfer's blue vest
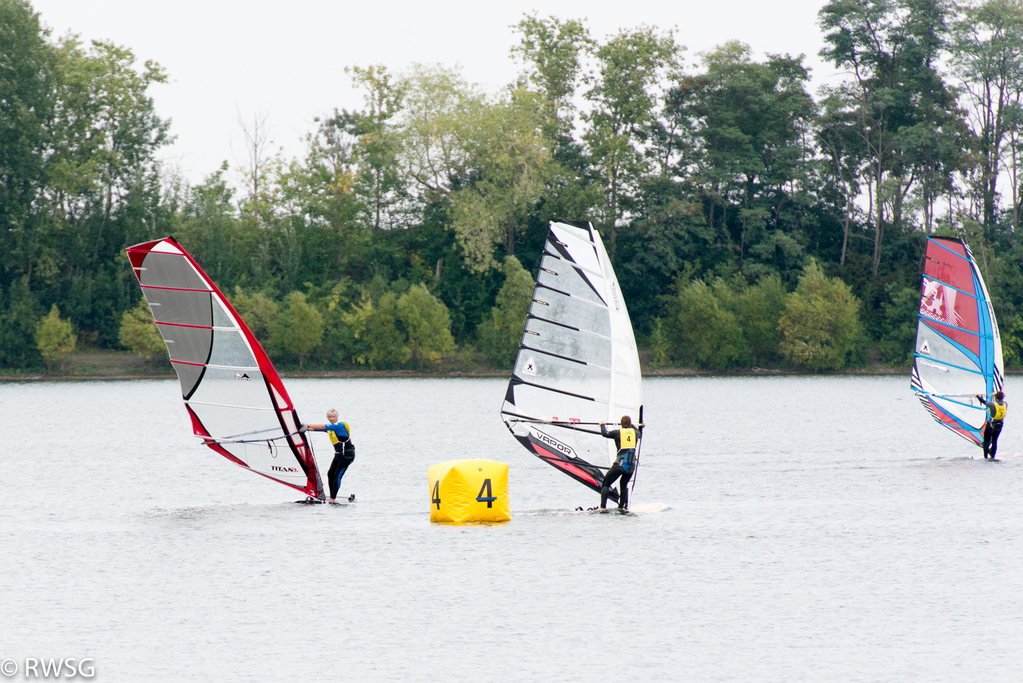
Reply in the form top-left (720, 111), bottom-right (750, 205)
top-left (617, 427), bottom-right (637, 472)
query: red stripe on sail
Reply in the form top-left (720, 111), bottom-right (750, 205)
top-left (140, 285), bottom-right (213, 293)
top-left (926, 399), bottom-right (982, 445)
top-left (531, 443), bottom-right (600, 486)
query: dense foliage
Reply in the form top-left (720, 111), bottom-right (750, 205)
top-left (4, 0), bottom-right (1023, 372)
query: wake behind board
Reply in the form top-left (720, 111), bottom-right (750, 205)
top-left (295, 494), bottom-right (356, 505)
top-left (574, 502), bottom-right (669, 514)
top-left (970, 452), bottom-right (1017, 462)
top-left (629, 502), bottom-right (670, 513)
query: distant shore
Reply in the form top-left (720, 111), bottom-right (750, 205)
top-left (16, 347), bottom-right (1014, 382)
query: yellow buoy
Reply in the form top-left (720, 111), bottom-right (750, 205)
top-left (428, 459), bottom-right (510, 524)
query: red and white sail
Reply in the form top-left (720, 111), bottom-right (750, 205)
top-left (912, 237), bottom-right (1004, 445)
top-left (126, 237), bottom-right (324, 498)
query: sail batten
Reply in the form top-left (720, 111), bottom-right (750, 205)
top-left (127, 237), bottom-right (325, 499)
top-left (502, 221), bottom-right (642, 500)
top-left (912, 236), bottom-right (1003, 447)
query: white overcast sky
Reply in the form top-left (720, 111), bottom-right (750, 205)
top-left (31, 0), bottom-right (837, 186)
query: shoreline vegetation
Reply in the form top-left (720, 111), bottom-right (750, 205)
top-left (4, 1), bottom-right (1023, 378)
top-left (0, 349), bottom-right (923, 382)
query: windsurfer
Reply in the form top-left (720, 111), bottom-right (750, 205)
top-left (976, 392), bottom-right (1007, 459)
top-left (598, 416), bottom-right (642, 510)
top-left (302, 409), bottom-right (356, 503)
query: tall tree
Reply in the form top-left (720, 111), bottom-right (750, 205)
top-left (819, 0), bottom-right (959, 274)
top-left (672, 43), bottom-right (815, 278)
top-left (0, 0), bottom-right (53, 284)
top-left (346, 65), bottom-right (406, 229)
top-left (511, 13), bottom-right (592, 137)
top-left (583, 26), bottom-right (681, 262)
top-left (395, 65), bottom-right (552, 272)
top-left (951, 0), bottom-right (1023, 231)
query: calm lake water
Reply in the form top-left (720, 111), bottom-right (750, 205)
top-left (1, 376), bottom-right (1021, 682)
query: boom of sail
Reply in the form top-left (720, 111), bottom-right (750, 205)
top-left (911, 236), bottom-right (1003, 445)
top-left (500, 220), bottom-right (643, 501)
top-left (126, 237), bottom-right (324, 498)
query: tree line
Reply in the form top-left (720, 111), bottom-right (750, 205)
top-left (3, 0), bottom-right (1023, 374)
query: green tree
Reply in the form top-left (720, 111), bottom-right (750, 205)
top-left (477, 256), bottom-right (534, 366)
top-left (397, 284), bottom-right (455, 367)
top-left (951, 0), bottom-right (1023, 231)
top-left (662, 279), bottom-right (746, 368)
top-left (672, 43), bottom-right (815, 277)
top-left (448, 89), bottom-right (553, 271)
top-left (874, 282), bottom-right (920, 365)
top-left (118, 298), bottom-right (164, 359)
top-left (395, 65), bottom-right (553, 272)
top-left (274, 291), bottom-right (323, 368)
top-left (230, 288), bottom-right (279, 349)
top-left (346, 64), bottom-right (406, 229)
top-left (176, 163), bottom-right (249, 289)
top-left (778, 260), bottom-right (862, 370)
top-left (584, 26), bottom-right (681, 262)
top-left (1002, 314), bottom-right (1023, 368)
top-left (511, 13), bottom-right (593, 135)
top-left (35, 304), bottom-right (75, 371)
top-left (819, 0), bottom-right (964, 273)
top-left (0, 0), bottom-right (53, 281)
top-left (0, 278), bottom-right (42, 368)
top-left (735, 275), bottom-right (788, 366)
top-left (343, 292), bottom-right (410, 368)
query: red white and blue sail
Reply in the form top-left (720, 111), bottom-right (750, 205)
top-left (501, 220), bottom-right (643, 500)
top-left (126, 237), bottom-right (324, 498)
top-left (911, 236), bottom-right (1003, 445)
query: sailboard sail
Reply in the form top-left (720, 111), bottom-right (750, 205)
top-left (911, 236), bottom-right (1004, 445)
top-left (126, 237), bottom-right (325, 499)
top-left (500, 220), bottom-right (643, 501)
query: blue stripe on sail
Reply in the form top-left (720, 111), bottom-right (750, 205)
top-left (921, 275), bottom-right (981, 301)
top-left (968, 261), bottom-right (996, 394)
top-left (920, 316), bottom-right (991, 341)
top-left (929, 238), bottom-right (972, 264)
top-left (916, 319), bottom-right (983, 370)
top-left (913, 354), bottom-right (984, 376)
top-left (916, 394), bottom-right (983, 440)
top-left (911, 387), bottom-right (985, 412)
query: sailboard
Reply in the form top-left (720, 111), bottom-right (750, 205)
top-left (911, 236), bottom-right (1003, 446)
top-left (500, 220), bottom-right (643, 503)
top-left (126, 237), bottom-right (325, 499)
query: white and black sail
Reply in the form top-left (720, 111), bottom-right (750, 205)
top-left (500, 220), bottom-right (643, 501)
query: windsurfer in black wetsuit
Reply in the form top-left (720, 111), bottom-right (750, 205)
top-left (976, 391), bottom-right (1007, 459)
top-left (301, 409), bottom-right (356, 503)
top-left (598, 415), bottom-right (642, 510)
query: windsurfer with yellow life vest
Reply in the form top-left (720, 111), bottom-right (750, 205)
top-left (976, 391), bottom-right (1007, 460)
top-left (598, 415), bottom-right (643, 510)
top-left (301, 408), bottom-right (356, 503)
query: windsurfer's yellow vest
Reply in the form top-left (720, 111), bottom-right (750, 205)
top-left (328, 422), bottom-right (351, 444)
top-left (620, 427), bottom-right (637, 450)
top-left (993, 401), bottom-right (1007, 422)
